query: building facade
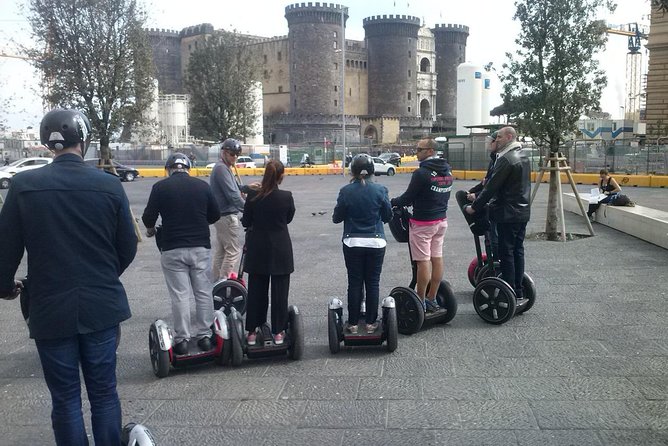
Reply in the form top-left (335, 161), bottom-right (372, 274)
top-left (146, 2), bottom-right (468, 145)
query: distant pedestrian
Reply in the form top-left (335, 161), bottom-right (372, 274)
top-left (3, 155), bottom-right (9, 166)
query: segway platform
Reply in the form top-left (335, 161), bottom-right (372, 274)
top-left (327, 297), bottom-right (398, 353)
top-left (227, 305), bottom-right (304, 364)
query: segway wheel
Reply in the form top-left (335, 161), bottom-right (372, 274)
top-left (229, 315), bottom-right (244, 366)
top-left (213, 279), bottom-right (248, 316)
top-left (148, 325), bottom-right (170, 378)
top-left (287, 305), bottom-right (304, 360)
top-left (516, 273), bottom-right (537, 315)
top-left (467, 255), bottom-right (486, 287)
top-left (473, 277), bottom-right (516, 325)
top-left (390, 286), bottom-right (425, 335)
top-left (474, 261), bottom-right (500, 285)
top-left (435, 280), bottom-right (458, 324)
top-left (216, 338), bottom-right (231, 366)
top-left (327, 309), bottom-right (341, 354)
top-left (384, 307), bottom-right (398, 353)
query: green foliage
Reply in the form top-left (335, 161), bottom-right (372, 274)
top-left (185, 31), bottom-right (260, 142)
top-left (500, 0), bottom-right (615, 152)
top-left (26, 0), bottom-right (155, 153)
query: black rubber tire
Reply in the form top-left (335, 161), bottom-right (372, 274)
top-left (387, 168), bottom-right (395, 176)
top-left (473, 277), bottom-right (516, 325)
top-left (327, 309), bottom-right (341, 354)
top-left (385, 307), bottom-right (398, 352)
top-left (148, 324), bottom-right (170, 378)
top-left (516, 273), bottom-right (537, 314)
top-left (229, 315), bottom-right (244, 366)
top-left (0, 178), bottom-right (10, 189)
top-left (474, 261), bottom-right (500, 285)
top-left (216, 337), bottom-right (231, 366)
top-left (390, 286), bottom-right (425, 335)
top-left (435, 280), bottom-right (458, 324)
top-left (287, 306), bottom-right (304, 360)
top-left (212, 279), bottom-right (248, 315)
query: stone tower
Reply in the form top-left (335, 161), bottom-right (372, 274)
top-left (147, 28), bottom-right (182, 94)
top-left (285, 3), bottom-right (349, 115)
top-left (432, 24), bottom-right (469, 126)
top-left (364, 15), bottom-right (421, 116)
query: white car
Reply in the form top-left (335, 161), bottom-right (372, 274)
top-left (205, 156), bottom-right (256, 170)
top-left (0, 157), bottom-right (53, 189)
top-left (372, 157), bottom-right (396, 176)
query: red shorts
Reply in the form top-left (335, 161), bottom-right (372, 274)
top-left (408, 219), bottom-right (448, 261)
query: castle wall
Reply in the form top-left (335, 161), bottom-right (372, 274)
top-left (179, 23), bottom-right (214, 84)
top-left (646, 6), bottom-right (668, 137)
top-left (249, 37), bottom-right (291, 114)
top-left (147, 29), bottom-right (182, 94)
top-left (343, 39), bottom-right (368, 115)
top-left (432, 24), bottom-right (469, 128)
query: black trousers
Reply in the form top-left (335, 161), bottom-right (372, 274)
top-left (496, 222), bottom-right (527, 298)
top-left (245, 273), bottom-right (290, 334)
top-left (343, 245), bottom-right (386, 325)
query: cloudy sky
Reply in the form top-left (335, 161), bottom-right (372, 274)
top-left (0, 0), bottom-right (651, 129)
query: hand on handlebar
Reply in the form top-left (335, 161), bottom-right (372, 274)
top-left (146, 227), bottom-right (156, 238)
top-left (464, 205), bottom-right (475, 215)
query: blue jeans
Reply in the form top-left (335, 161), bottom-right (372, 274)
top-left (35, 326), bottom-right (121, 446)
top-left (496, 222), bottom-right (527, 298)
top-left (343, 245), bottom-right (385, 325)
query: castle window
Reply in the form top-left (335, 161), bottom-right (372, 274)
top-left (334, 99), bottom-right (338, 107)
top-left (355, 61), bottom-right (359, 68)
top-left (277, 51), bottom-right (282, 61)
top-left (334, 62), bottom-right (338, 70)
top-left (333, 40), bottom-right (337, 49)
top-left (420, 57), bottom-right (430, 72)
top-left (364, 61), bottom-right (367, 69)
top-left (349, 88), bottom-right (352, 96)
top-left (263, 54), bottom-right (267, 63)
top-left (408, 50), bottom-right (411, 59)
top-left (346, 59), bottom-right (350, 67)
top-left (334, 31), bottom-right (338, 39)
top-left (408, 92), bottom-right (411, 100)
top-left (294, 84), bottom-right (297, 91)
top-left (294, 99), bottom-right (297, 108)
top-left (408, 69), bottom-right (411, 78)
top-left (188, 44), bottom-right (192, 51)
top-left (334, 85), bottom-right (338, 92)
top-left (408, 106), bottom-right (411, 113)
top-left (278, 85), bottom-right (283, 93)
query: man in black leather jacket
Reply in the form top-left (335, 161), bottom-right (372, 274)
top-left (466, 126), bottom-right (531, 299)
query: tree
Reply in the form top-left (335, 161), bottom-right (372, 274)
top-left (500, 0), bottom-right (615, 240)
top-left (26, 0), bottom-right (154, 161)
top-left (185, 31), bottom-right (260, 142)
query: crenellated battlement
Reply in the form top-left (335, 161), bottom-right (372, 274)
top-left (146, 28), bottom-right (180, 37)
top-left (285, 2), bottom-right (347, 12)
top-left (179, 23), bottom-right (214, 38)
top-left (432, 23), bottom-right (470, 34)
top-left (363, 14), bottom-right (421, 26)
top-left (285, 2), bottom-right (349, 26)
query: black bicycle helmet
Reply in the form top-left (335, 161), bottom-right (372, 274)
top-left (40, 109), bottom-right (92, 155)
top-left (165, 152), bottom-right (191, 170)
top-left (221, 138), bottom-right (242, 155)
top-left (350, 153), bottom-right (374, 177)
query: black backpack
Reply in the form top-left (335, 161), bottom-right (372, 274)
top-left (611, 194), bottom-right (635, 207)
top-left (389, 206), bottom-right (411, 243)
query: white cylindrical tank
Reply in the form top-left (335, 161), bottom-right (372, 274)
top-left (456, 62), bottom-right (483, 135)
top-left (480, 71), bottom-right (491, 126)
top-left (247, 82), bottom-right (264, 146)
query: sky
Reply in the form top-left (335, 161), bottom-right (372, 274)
top-left (0, 0), bottom-right (651, 130)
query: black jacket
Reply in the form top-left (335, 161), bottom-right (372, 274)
top-left (241, 189), bottom-right (295, 275)
top-left (0, 154), bottom-right (137, 339)
top-left (391, 157), bottom-right (453, 221)
top-left (142, 172), bottom-right (220, 251)
top-left (469, 151), bottom-right (497, 195)
top-left (472, 143), bottom-right (531, 223)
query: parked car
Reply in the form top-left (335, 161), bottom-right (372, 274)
top-left (235, 156), bottom-right (256, 168)
top-left (0, 157), bottom-right (53, 189)
top-left (378, 152), bottom-right (401, 167)
top-left (250, 153), bottom-right (267, 167)
top-left (372, 157), bottom-right (396, 176)
top-left (84, 158), bottom-right (139, 182)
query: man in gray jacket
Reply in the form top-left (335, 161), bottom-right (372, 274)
top-left (210, 138), bottom-right (246, 281)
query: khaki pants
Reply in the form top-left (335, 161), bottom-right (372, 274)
top-left (212, 214), bottom-right (242, 281)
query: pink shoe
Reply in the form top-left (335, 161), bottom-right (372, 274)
top-left (273, 331), bottom-right (285, 345)
top-left (228, 272), bottom-right (238, 280)
top-left (247, 331), bottom-right (257, 346)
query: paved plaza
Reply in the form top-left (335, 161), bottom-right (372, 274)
top-left (1, 174), bottom-right (667, 445)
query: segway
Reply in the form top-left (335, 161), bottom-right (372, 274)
top-left (148, 308), bottom-right (233, 378)
top-left (227, 305), bottom-right (304, 364)
top-left (455, 190), bottom-right (536, 325)
top-left (212, 242), bottom-right (249, 315)
top-left (327, 296), bottom-right (398, 353)
top-left (387, 207), bottom-right (458, 335)
top-left (122, 423), bottom-right (156, 446)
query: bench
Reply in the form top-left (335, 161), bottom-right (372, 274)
top-left (563, 193), bottom-right (668, 249)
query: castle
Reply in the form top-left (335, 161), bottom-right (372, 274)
top-left (147, 3), bottom-right (469, 146)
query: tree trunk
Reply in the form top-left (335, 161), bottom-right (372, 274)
top-left (545, 152), bottom-right (560, 240)
top-left (99, 135), bottom-right (111, 162)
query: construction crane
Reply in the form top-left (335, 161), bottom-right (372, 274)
top-left (606, 23), bottom-right (648, 121)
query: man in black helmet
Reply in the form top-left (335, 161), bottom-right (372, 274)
top-left (0, 108), bottom-right (137, 446)
top-left (142, 153), bottom-right (220, 355)
top-left (210, 138), bottom-right (249, 281)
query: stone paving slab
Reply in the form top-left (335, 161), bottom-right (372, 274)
top-left (1, 176), bottom-right (667, 445)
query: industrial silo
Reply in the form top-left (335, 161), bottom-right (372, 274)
top-left (456, 62), bottom-right (482, 135)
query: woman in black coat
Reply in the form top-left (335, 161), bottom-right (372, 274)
top-left (241, 160), bottom-right (295, 345)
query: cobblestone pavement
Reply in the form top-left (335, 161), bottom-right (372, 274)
top-left (1, 175), bottom-right (667, 445)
